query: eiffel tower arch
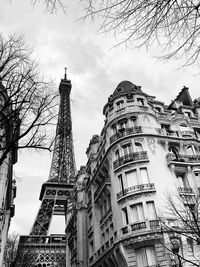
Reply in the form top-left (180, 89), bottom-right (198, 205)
top-left (15, 72), bottom-right (76, 267)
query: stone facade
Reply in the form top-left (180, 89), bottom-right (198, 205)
top-left (66, 81), bottom-right (200, 267)
top-left (0, 82), bottom-right (17, 266)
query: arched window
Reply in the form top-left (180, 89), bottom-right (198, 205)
top-left (115, 149), bottom-right (120, 160)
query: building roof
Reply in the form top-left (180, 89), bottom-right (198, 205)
top-left (112, 80), bottom-right (142, 98)
top-left (168, 86), bottom-right (193, 109)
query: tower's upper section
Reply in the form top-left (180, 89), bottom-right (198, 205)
top-left (59, 73), bottom-right (72, 95)
top-left (47, 73), bottom-right (76, 184)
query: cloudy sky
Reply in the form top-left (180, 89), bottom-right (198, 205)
top-left (1, 0), bottom-right (200, 235)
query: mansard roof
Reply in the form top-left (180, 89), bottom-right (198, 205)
top-left (103, 80), bottom-right (147, 114)
top-left (168, 86), bottom-right (193, 109)
top-left (112, 80), bottom-right (143, 98)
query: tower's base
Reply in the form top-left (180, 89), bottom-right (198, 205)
top-left (15, 234), bottom-right (66, 267)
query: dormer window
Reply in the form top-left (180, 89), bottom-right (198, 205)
top-left (137, 98), bottom-right (145, 106)
top-left (185, 111), bottom-right (191, 118)
top-left (116, 100), bottom-right (124, 109)
top-left (155, 107), bottom-right (161, 112)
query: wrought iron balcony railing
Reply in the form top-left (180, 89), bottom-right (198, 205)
top-left (166, 153), bottom-right (200, 164)
top-left (113, 151), bottom-right (148, 170)
top-left (178, 187), bottom-right (194, 194)
top-left (117, 183), bottom-right (155, 199)
top-left (149, 219), bottom-right (160, 228)
top-left (110, 127), bottom-right (142, 144)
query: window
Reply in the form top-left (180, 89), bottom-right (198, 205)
top-left (137, 98), bottom-right (145, 106)
top-left (187, 145), bottom-right (194, 155)
top-left (115, 149), bottom-right (120, 160)
top-left (106, 228), bottom-right (109, 239)
top-left (111, 124), bottom-right (117, 134)
top-left (130, 203), bottom-right (145, 222)
top-left (140, 167), bottom-right (149, 184)
top-left (194, 171), bottom-right (200, 187)
top-left (136, 246), bottom-right (157, 267)
top-left (102, 233), bottom-right (105, 243)
top-left (187, 145), bottom-right (198, 155)
top-left (89, 241), bottom-right (94, 257)
top-left (135, 142), bottom-right (143, 152)
top-left (88, 214), bottom-right (93, 227)
top-left (116, 100), bottom-right (124, 109)
top-left (146, 201), bottom-right (157, 220)
top-left (185, 112), bottom-right (191, 118)
top-left (125, 169), bottom-right (138, 188)
top-left (122, 207), bottom-right (129, 225)
top-left (119, 119), bottom-right (127, 130)
top-left (155, 107), bottom-right (161, 112)
top-left (122, 143), bottom-right (132, 156)
top-left (118, 174), bottom-right (124, 192)
top-left (176, 172), bottom-right (190, 188)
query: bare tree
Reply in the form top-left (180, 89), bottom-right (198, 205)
top-left (82, 0), bottom-right (200, 66)
top-left (0, 33), bottom-right (58, 166)
top-left (159, 193), bottom-right (200, 266)
top-left (3, 233), bottom-right (19, 267)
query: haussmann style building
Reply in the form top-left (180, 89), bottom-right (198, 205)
top-left (66, 80), bottom-right (200, 267)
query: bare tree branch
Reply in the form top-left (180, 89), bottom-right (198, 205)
top-left (81, 0), bottom-right (200, 66)
top-left (0, 33), bottom-right (58, 167)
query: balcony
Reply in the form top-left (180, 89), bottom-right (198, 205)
top-left (117, 183), bottom-right (155, 200)
top-left (181, 131), bottom-right (196, 138)
top-left (121, 219), bottom-right (161, 236)
top-left (110, 127), bottom-right (142, 144)
top-left (178, 187), bottom-right (194, 195)
top-left (121, 226), bottom-right (129, 234)
top-left (149, 219), bottom-right (160, 228)
top-left (89, 256), bottom-right (94, 263)
top-left (113, 151), bottom-right (148, 170)
top-left (166, 153), bottom-right (200, 165)
top-left (131, 221), bottom-right (146, 231)
top-left (94, 178), bottom-right (111, 202)
top-left (100, 208), bottom-right (112, 225)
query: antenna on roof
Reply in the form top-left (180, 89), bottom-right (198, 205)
top-left (64, 67), bottom-right (67, 80)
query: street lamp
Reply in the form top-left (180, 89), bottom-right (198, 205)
top-left (170, 237), bottom-right (182, 267)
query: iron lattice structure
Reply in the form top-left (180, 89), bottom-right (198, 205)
top-left (15, 75), bottom-right (76, 267)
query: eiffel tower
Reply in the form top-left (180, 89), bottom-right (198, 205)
top-left (15, 71), bottom-right (76, 267)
